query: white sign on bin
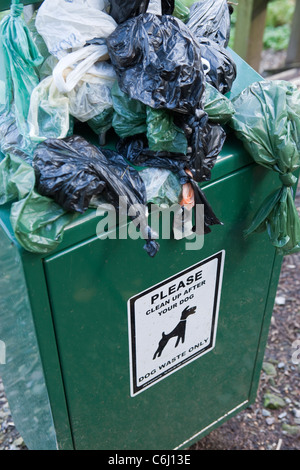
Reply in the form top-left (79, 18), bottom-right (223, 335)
top-left (128, 251), bottom-right (225, 396)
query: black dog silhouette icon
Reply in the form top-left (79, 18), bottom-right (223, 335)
top-left (153, 306), bottom-right (197, 360)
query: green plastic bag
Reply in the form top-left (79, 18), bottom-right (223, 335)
top-left (111, 82), bottom-right (147, 138)
top-left (0, 0), bottom-right (44, 136)
top-left (146, 107), bottom-right (188, 154)
top-left (87, 108), bottom-right (114, 139)
top-left (173, 0), bottom-right (190, 22)
top-left (111, 82), bottom-right (234, 154)
top-left (230, 80), bottom-right (300, 255)
top-left (111, 83), bottom-right (188, 154)
top-left (0, 152), bottom-right (35, 204)
top-left (0, 153), bottom-right (76, 253)
top-left (204, 82), bottom-right (235, 124)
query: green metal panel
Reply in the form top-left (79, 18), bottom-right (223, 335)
top-left (21, 251), bottom-right (75, 450)
top-left (0, 210), bottom-right (74, 450)
top-left (0, 220), bottom-right (58, 450)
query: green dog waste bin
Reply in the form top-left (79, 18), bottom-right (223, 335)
top-left (0, 5), bottom-right (291, 450)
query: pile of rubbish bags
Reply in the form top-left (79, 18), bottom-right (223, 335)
top-left (0, 0), bottom-right (300, 257)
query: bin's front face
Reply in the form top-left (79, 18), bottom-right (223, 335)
top-left (42, 161), bottom-right (281, 450)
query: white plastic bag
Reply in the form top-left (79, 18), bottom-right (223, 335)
top-left (68, 61), bottom-right (116, 122)
top-left (53, 44), bottom-right (116, 121)
top-left (147, 0), bottom-right (162, 15)
top-left (35, 0), bottom-right (117, 59)
top-left (52, 44), bottom-right (109, 93)
top-left (28, 50), bottom-right (116, 138)
top-left (28, 76), bottom-right (70, 142)
top-left (140, 168), bottom-right (181, 207)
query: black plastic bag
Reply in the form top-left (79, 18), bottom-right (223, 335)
top-left (162, 0), bottom-right (175, 14)
top-left (107, 13), bottom-right (205, 114)
top-left (179, 111), bottom-right (227, 182)
top-left (33, 135), bottom-right (160, 257)
top-left (199, 38), bottom-right (237, 94)
top-left (109, 0), bottom-right (150, 24)
top-left (117, 134), bottom-right (223, 234)
top-left (117, 134), bottom-right (189, 181)
top-left (187, 0), bottom-right (232, 48)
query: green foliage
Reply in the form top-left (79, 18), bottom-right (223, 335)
top-left (263, 0), bottom-right (295, 50)
top-left (266, 0), bottom-right (295, 27)
top-left (263, 23), bottom-right (291, 50)
top-left (228, 7), bottom-right (237, 49)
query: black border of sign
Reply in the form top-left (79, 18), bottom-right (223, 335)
top-left (128, 251), bottom-right (225, 397)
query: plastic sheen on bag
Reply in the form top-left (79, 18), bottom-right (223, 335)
top-left (52, 44), bottom-right (111, 94)
top-left (33, 136), bottom-right (160, 257)
top-left (27, 75), bottom-right (71, 142)
top-left (33, 136), bottom-right (147, 214)
top-left (107, 13), bottom-right (205, 114)
top-left (140, 168), bottom-right (181, 207)
top-left (68, 72), bottom-right (115, 123)
top-left (167, 107), bottom-right (227, 183)
top-left (0, 0), bottom-right (44, 136)
top-left (35, 0), bottom-right (117, 59)
top-left (27, 12), bottom-right (51, 63)
top-left (204, 82), bottom-right (235, 124)
top-left (187, 0), bottom-right (232, 48)
top-left (183, 115), bottom-right (227, 183)
top-left (198, 38), bottom-right (237, 95)
top-left (111, 82), bottom-right (147, 138)
top-left (146, 107), bottom-right (188, 154)
top-left (161, 0), bottom-right (175, 14)
top-left (173, 0), bottom-right (190, 23)
top-left (87, 107), bottom-right (114, 138)
top-left (111, 82), bottom-right (188, 154)
top-left (53, 45), bottom-right (116, 122)
top-left (230, 80), bottom-right (300, 255)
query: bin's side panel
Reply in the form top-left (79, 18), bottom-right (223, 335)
top-left (0, 221), bottom-right (58, 450)
top-left (43, 162), bottom-right (281, 450)
top-left (22, 250), bottom-right (75, 450)
top-left (0, 202), bottom-right (74, 450)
